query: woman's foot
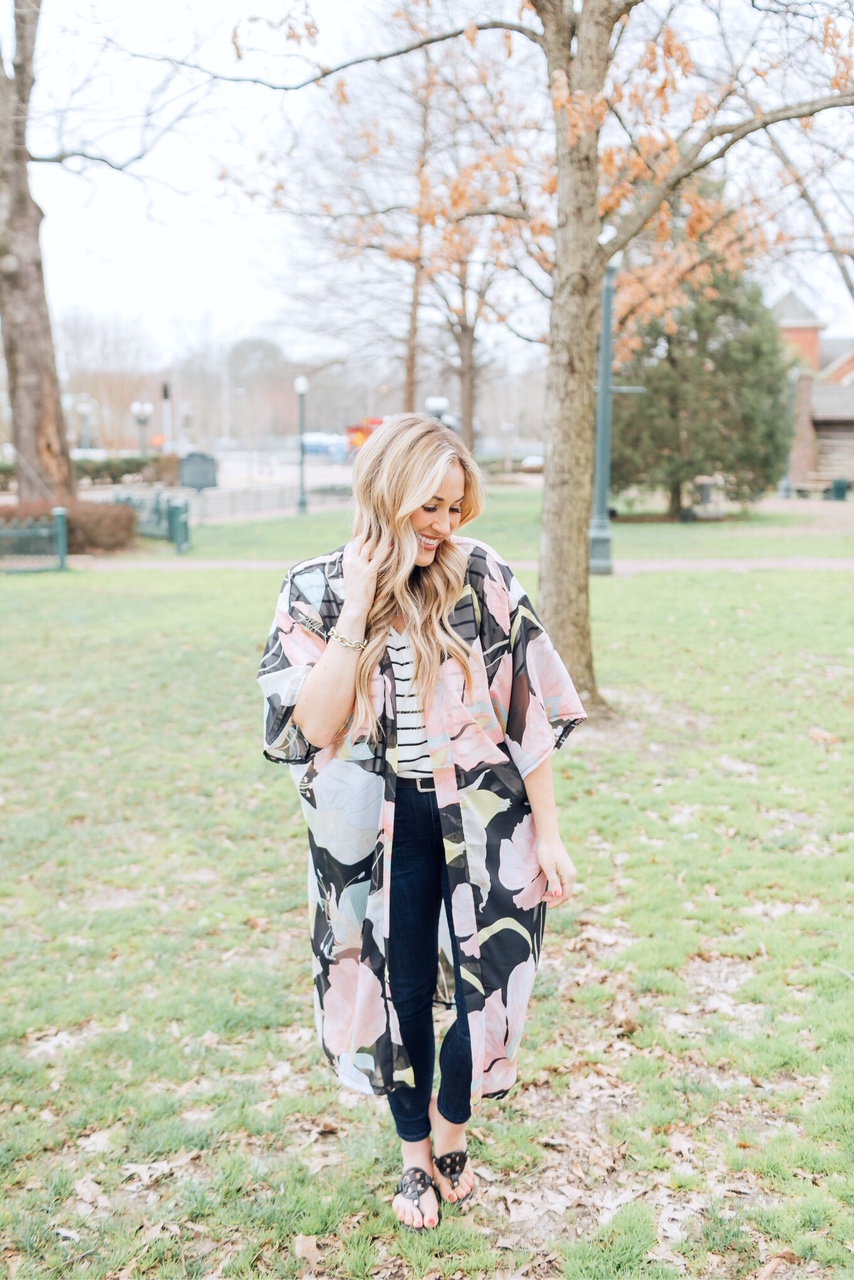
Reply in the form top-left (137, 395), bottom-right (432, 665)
top-left (391, 1137), bottom-right (440, 1230)
top-left (429, 1096), bottom-right (476, 1204)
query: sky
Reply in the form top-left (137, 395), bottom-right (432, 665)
top-left (18, 0), bottom-right (854, 366)
top-left (26, 0), bottom-right (369, 361)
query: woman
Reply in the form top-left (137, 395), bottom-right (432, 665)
top-left (258, 415), bottom-right (586, 1231)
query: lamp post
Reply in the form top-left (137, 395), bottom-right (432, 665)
top-left (425, 395), bottom-right (450, 422)
top-left (75, 393), bottom-right (96, 451)
top-left (588, 261), bottom-right (645, 574)
top-left (589, 264), bottom-right (618, 575)
top-left (294, 376), bottom-right (309, 514)
top-left (131, 400), bottom-right (154, 458)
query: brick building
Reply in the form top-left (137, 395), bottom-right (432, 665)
top-left (773, 291), bottom-right (854, 485)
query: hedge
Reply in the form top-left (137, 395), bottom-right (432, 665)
top-left (0, 501), bottom-right (137, 553)
top-left (0, 455), bottom-right (181, 491)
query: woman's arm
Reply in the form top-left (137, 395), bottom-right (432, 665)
top-left (291, 534), bottom-right (389, 749)
top-left (522, 755), bottom-right (577, 908)
top-left (291, 598), bottom-right (369, 748)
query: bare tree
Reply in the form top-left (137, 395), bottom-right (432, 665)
top-left (0, 2), bottom-right (72, 499)
top-left (0, 1), bottom-right (204, 500)
top-left (156, 0), bottom-right (854, 700)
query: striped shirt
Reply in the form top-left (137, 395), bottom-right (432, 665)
top-left (387, 626), bottom-right (432, 778)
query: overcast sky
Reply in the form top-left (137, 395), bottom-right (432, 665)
top-left (19, 0), bottom-right (854, 365)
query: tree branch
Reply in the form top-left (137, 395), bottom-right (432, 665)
top-left (607, 90), bottom-right (854, 262)
top-left (500, 316), bottom-right (548, 344)
top-left (124, 21), bottom-right (544, 93)
top-left (764, 125), bottom-right (854, 305)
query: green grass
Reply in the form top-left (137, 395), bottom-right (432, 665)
top-left (168, 487), bottom-right (854, 564)
top-left (1, 556), bottom-right (853, 1277)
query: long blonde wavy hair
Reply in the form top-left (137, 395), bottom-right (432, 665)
top-left (349, 413), bottom-right (486, 742)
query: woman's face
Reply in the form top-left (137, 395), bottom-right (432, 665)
top-left (409, 461), bottom-right (466, 566)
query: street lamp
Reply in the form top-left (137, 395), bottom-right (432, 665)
top-left (588, 259), bottom-right (645, 575)
top-left (131, 400), bottom-right (154, 458)
top-left (425, 395), bottom-right (450, 421)
top-left (75, 393), bottom-right (97, 451)
top-left (294, 376), bottom-right (309, 514)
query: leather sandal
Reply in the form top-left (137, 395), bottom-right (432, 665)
top-left (433, 1149), bottom-right (474, 1203)
top-left (394, 1166), bottom-right (440, 1230)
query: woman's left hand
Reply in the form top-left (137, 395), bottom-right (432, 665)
top-left (536, 836), bottom-right (577, 908)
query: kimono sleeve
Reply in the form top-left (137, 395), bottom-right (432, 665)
top-left (257, 572), bottom-right (327, 764)
top-left (484, 558), bottom-right (587, 779)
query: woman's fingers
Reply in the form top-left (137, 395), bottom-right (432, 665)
top-left (539, 846), bottom-right (576, 908)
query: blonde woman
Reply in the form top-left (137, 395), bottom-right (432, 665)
top-left (258, 415), bottom-right (586, 1230)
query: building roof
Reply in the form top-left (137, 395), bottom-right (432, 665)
top-left (772, 290), bottom-right (825, 330)
top-left (819, 340), bottom-right (854, 378)
top-left (812, 383), bottom-right (854, 422)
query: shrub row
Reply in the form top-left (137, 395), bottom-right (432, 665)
top-left (0, 501), bottom-right (137, 553)
top-left (75, 455), bottom-right (181, 485)
top-left (0, 454), bottom-right (181, 491)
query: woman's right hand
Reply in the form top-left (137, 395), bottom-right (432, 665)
top-left (341, 532), bottom-right (393, 619)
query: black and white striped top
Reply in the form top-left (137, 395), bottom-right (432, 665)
top-left (387, 626), bottom-right (432, 778)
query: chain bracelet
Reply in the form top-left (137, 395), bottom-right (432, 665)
top-left (328, 626), bottom-right (368, 652)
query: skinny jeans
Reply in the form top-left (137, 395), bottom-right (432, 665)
top-left (386, 782), bottom-right (473, 1142)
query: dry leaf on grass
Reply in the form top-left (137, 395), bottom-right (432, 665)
top-left (77, 1125), bottom-right (122, 1153)
top-left (141, 1221), bottom-right (180, 1243)
top-left (123, 1160), bottom-right (172, 1186)
top-left (72, 1174), bottom-right (110, 1209)
top-left (201, 1247), bottom-right (240, 1280)
top-left (294, 1234), bottom-right (322, 1265)
top-left (754, 1252), bottom-right (800, 1280)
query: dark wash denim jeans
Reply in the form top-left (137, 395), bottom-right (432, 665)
top-left (386, 783), bottom-right (473, 1142)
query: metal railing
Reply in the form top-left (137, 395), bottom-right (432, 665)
top-left (115, 491), bottom-right (190, 553)
top-left (0, 507), bottom-right (68, 572)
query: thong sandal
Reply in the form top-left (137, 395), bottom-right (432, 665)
top-left (394, 1166), bottom-right (440, 1231)
top-left (434, 1150), bottom-right (474, 1203)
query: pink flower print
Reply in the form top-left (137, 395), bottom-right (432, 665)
top-left (467, 1006), bottom-right (486, 1104)
top-left (482, 568), bottom-right (511, 635)
top-left (437, 692), bottom-right (507, 775)
top-left (498, 812), bottom-right (547, 910)
top-left (328, 881), bottom-right (370, 954)
top-left (451, 882), bottom-right (480, 958)
top-left (322, 957), bottom-right (388, 1057)
top-left (488, 651), bottom-right (513, 733)
top-left (482, 955), bottom-right (537, 1091)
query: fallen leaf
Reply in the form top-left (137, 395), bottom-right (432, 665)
top-left (77, 1126), bottom-right (120, 1153)
top-left (123, 1160), bottom-right (172, 1185)
top-left (73, 1174), bottom-right (104, 1203)
top-left (754, 1253), bottom-right (799, 1280)
top-left (294, 1234), bottom-right (322, 1266)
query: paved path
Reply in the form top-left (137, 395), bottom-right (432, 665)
top-left (68, 555), bottom-right (854, 574)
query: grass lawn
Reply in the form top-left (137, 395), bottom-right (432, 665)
top-left (172, 489), bottom-right (854, 564)
top-left (1, 562), bottom-right (853, 1278)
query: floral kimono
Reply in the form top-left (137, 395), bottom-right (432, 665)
top-left (258, 536), bottom-right (586, 1108)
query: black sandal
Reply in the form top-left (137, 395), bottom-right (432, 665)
top-left (434, 1150), bottom-right (474, 1203)
top-left (394, 1166), bottom-right (440, 1230)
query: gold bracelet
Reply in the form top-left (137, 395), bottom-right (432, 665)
top-left (328, 625), bottom-right (367, 651)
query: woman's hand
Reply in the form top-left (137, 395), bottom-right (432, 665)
top-left (536, 836), bottom-right (577, 908)
top-left (341, 533), bottom-right (393, 622)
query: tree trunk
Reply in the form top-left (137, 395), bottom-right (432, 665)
top-left (455, 324), bottom-right (475, 451)
top-left (0, 4), bottom-right (74, 503)
top-left (668, 479), bottom-right (682, 519)
top-left (403, 261), bottom-right (420, 412)
top-left (534, 0), bottom-right (613, 705)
